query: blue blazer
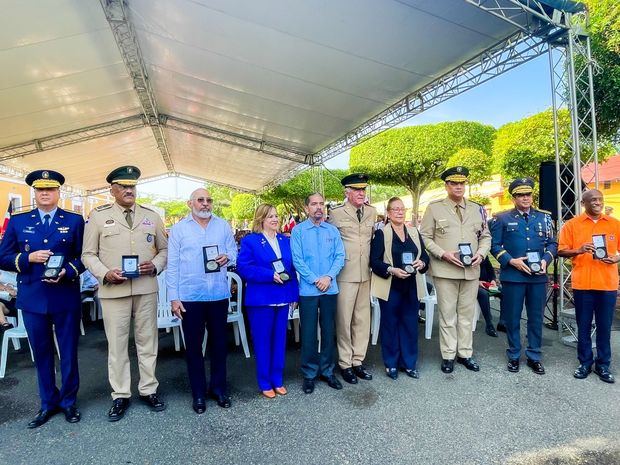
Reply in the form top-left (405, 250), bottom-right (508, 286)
top-left (0, 208), bottom-right (85, 314)
top-left (237, 232), bottom-right (298, 307)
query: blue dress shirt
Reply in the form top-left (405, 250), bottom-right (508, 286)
top-left (166, 214), bottom-right (237, 302)
top-left (38, 207), bottom-right (57, 223)
top-left (290, 219), bottom-right (345, 296)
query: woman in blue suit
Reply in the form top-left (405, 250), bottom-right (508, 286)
top-left (237, 204), bottom-right (298, 398)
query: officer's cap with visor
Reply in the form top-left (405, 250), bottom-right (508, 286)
top-left (341, 173), bottom-right (369, 189)
top-left (508, 177), bottom-right (535, 196)
top-left (106, 166), bottom-right (141, 186)
top-left (25, 170), bottom-right (65, 189)
top-left (440, 166), bottom-right (469, 183)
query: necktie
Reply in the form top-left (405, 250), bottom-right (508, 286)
top-left (124, 209), bottom-right (133, 228)
top-left (455, 205), bottom-right (463, 223)
top-left (523, 212), bottom-right (529, 222)
top-left (356, 208), bottom-right (362, 222)
top-left (43, 214), bottom-right (51, 233)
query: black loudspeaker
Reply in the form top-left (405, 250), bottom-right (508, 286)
top-left (538, 161), bottom-right (582, 220)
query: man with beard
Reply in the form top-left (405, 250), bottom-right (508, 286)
top-left (166, 188), bottom-right (237, 413)
top-left (291, 193), bottom-right (345, 393)
top-left (82, 166), bottom-right (168, 421)
top-left (559, 189), bottom-right (620, 383)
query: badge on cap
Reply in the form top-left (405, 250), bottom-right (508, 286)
top-left (42, 171), bottom-right (49, 179)
top-left (457, 167), bottom-right (462, 173)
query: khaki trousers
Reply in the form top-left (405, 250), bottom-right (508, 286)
top-left (100, 293), bottom-right (158, 399)
top-left (434, 277), bottom-right (478, 359)
top-left (336, 280), bottom-right (371, 369)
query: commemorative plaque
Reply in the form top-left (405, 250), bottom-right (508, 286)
top-left (272, 259), bottom-right (290, 282)
top-left (592, 234), bottom-right (608, 260)
top-left (122, 255), bottom-right (140, 278)
top-left (43, 254), bottom-right (64, 279)
top-left (203, 245), bottom-right (220, 273)
top-left (458, 243), bottom-right (473, 267)
top-left (526, 251), bottom-right (542, 274)
top-left (402, 252), bottom-right (416, 274)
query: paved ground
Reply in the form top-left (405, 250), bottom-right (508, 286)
top-left (0, 309), bottom-right (618, 465)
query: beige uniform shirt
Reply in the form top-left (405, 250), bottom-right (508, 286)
top-left (328, 202), bottom-right (376, 282)
top-left (82, 203), bottom-right (168, 298)
top-left (420, 197), bottom-right (491, 280)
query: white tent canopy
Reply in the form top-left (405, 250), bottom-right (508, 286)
top-left (0, 0), bottom-right (557, 194)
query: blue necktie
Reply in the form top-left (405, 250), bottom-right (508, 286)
top-left (43, 214), bottom-right (51, 233)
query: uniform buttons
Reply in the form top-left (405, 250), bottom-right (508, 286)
top-left (526, 237), bottom-right (530, 240)
top-left (526, 227), bottom-right (529, 230)
top-left (43, 239), bottom-right (48, 243)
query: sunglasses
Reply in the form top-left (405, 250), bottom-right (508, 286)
top-left (194, 197), bottom-right (213, 204)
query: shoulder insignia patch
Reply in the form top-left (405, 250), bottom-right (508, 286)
top-left (12, 208), bottom-right (33, 216)
top-left (538, 208), bottom-right (552, 215)
top-left (94, 204), bottom-right (112, 212)
top-left (137, 204), bottom-right (155, 213)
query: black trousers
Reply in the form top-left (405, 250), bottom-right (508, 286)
top-left (181, 300), bottom-right (229, 399)
top-left (299, 294), bottom-right (337, 379)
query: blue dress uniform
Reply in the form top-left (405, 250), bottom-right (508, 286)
top-left (0, 171), bottom-right (84, 419)
top-left (490, 178), bottom-right (557, 367)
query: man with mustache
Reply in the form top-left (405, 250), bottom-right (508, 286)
top-left (166, 188), bottom-right (237, 413)
top-left (82, 166), bottom-right (168, 421)
top-left (291, 192), bottom-right (345, 393)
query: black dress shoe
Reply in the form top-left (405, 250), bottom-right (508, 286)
top-left (507, 359), bottom-right (520, 373)
top-left (209, 392), bottom-right (232, 408)
top-left (62, 405), bottom-right (81, 423)
top-left (573, 364), bottom-right (591, 379)
top-left (27, 408), bottom-right (58, 429)
top-left (456, 357), bottom-right (480, 372)
top-left (341, 368), bottom-right (358, 384)
top-left (192, 398), bottom-right (206, 414)
top-left (385, 368), bottom-right (398, 380)
top-left (496, 322), bottom-right (507, 333)
top-left (319, 375), bottom-right (343, 390)
top-left (440, 359), bottom-right (454, 373)
top-left (107, 398), bottom-right (130, 422)
top-left (594, 365), bottom-right (615, 384)
top-left (485, 326), bottom-right (498, 337)
top-left (404, 369), bottom-right (419, 379)
top-left (140, 393), bottom-right (166, 412)
top-left (302, 378), bottom-right (315, 394)
top-left (352, 365), bottom-right (373, 380)
top-left (526, 359), bottom-right (545, 375)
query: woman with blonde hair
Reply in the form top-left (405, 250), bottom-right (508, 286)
top-left (370, 197), bottom-right (429, 379)
top-left (237, 204), bottom-right (298, 398)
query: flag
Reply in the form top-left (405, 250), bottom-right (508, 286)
top-left (282, 214), bottom-right (296, 233)
top-left (1, 201), bottom-right (12, 235)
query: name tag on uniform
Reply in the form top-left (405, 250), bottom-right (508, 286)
top-left (104, 220), bottom-right (116, 228)
top-left (22, 228), bottom-right (35, 234)
top-left (507, 222), bottom-right (518, 226)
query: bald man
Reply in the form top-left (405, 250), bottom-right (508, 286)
top-left (166, 189), bottom-right (238, 413)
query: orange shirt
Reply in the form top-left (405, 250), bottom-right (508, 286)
top-left (558, 213), bottom-right (620, 291)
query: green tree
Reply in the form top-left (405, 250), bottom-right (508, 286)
top-left (156, 200), bottom-right (189, 226)
top-left (448, 148), bottom-right (493, 189)
top-left (230, 193), bottom-right (258, 222)
top-left (369, 184), bottom-right (409, 203)
top-left (349, 121), bottom-right (495, 218)
top-left (578, 0), bottom-right (620, 142)
top-left (262, 168), bottom-right (347, 218)
top-left (206, 184), bottom-right (239, 217)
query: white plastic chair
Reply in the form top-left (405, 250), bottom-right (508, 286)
top-left (370, 296), bottom-right (380, 345)
top-left (157, 271), bottom-right (185, 351)
top-left (0, 309), bottom-right (34, 378)
top-left (202, 272), bottom-right (250, 358)
top-left (420, 274), bottom-right (437, 339)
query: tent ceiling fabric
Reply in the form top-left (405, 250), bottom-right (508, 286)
top-left (0, 0), bottom-right (527, 193)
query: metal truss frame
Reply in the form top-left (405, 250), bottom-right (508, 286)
top-left (160, 115), bottom-right (311, 165)
top-left (0, 115), bottom-right (145, 162)
top-left (313, 29), bottom-right (551, 166)
top-left (548, 26), bottom-right (600, 345)
top-left (100, 0), bottom-right (175, 173)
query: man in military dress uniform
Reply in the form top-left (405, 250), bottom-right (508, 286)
top-left (490, 178), bottom-right (557, 374)
top-left (82, 166), bottom-right (168, 421)
top-left (420, 166), bottom-right (491, 374)
top-left (0, 170), bottom-right (85, 428)
top-left (328, 174), bottom-right (376, 384)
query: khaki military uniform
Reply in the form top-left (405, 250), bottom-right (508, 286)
top-left (82, 202), bottom-right (168, 399)
top-left (328, 202), bottom-right (376, 369)
top-left (420, 198), bottom-right (491, 359)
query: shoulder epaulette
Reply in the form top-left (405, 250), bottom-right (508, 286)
top-left (537, 208), bottom-right (552, 215)
top-left (137, 204), bottom-right (156, 213)
top-left (330, 203), bottom-right (345, 210)
top-left (12, 208), bottom-right (33, 216)
top-left (94, 204), bottom-right (112, 212)
top-left (468, 199), bottom-right (482, 207)
top-left (429, 199), bottom-right (443, 205)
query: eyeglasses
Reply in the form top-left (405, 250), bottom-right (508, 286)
top-left (388, 208), bottom-right (406, 212)
top-left (194, 197), bottom-right (213, 204)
